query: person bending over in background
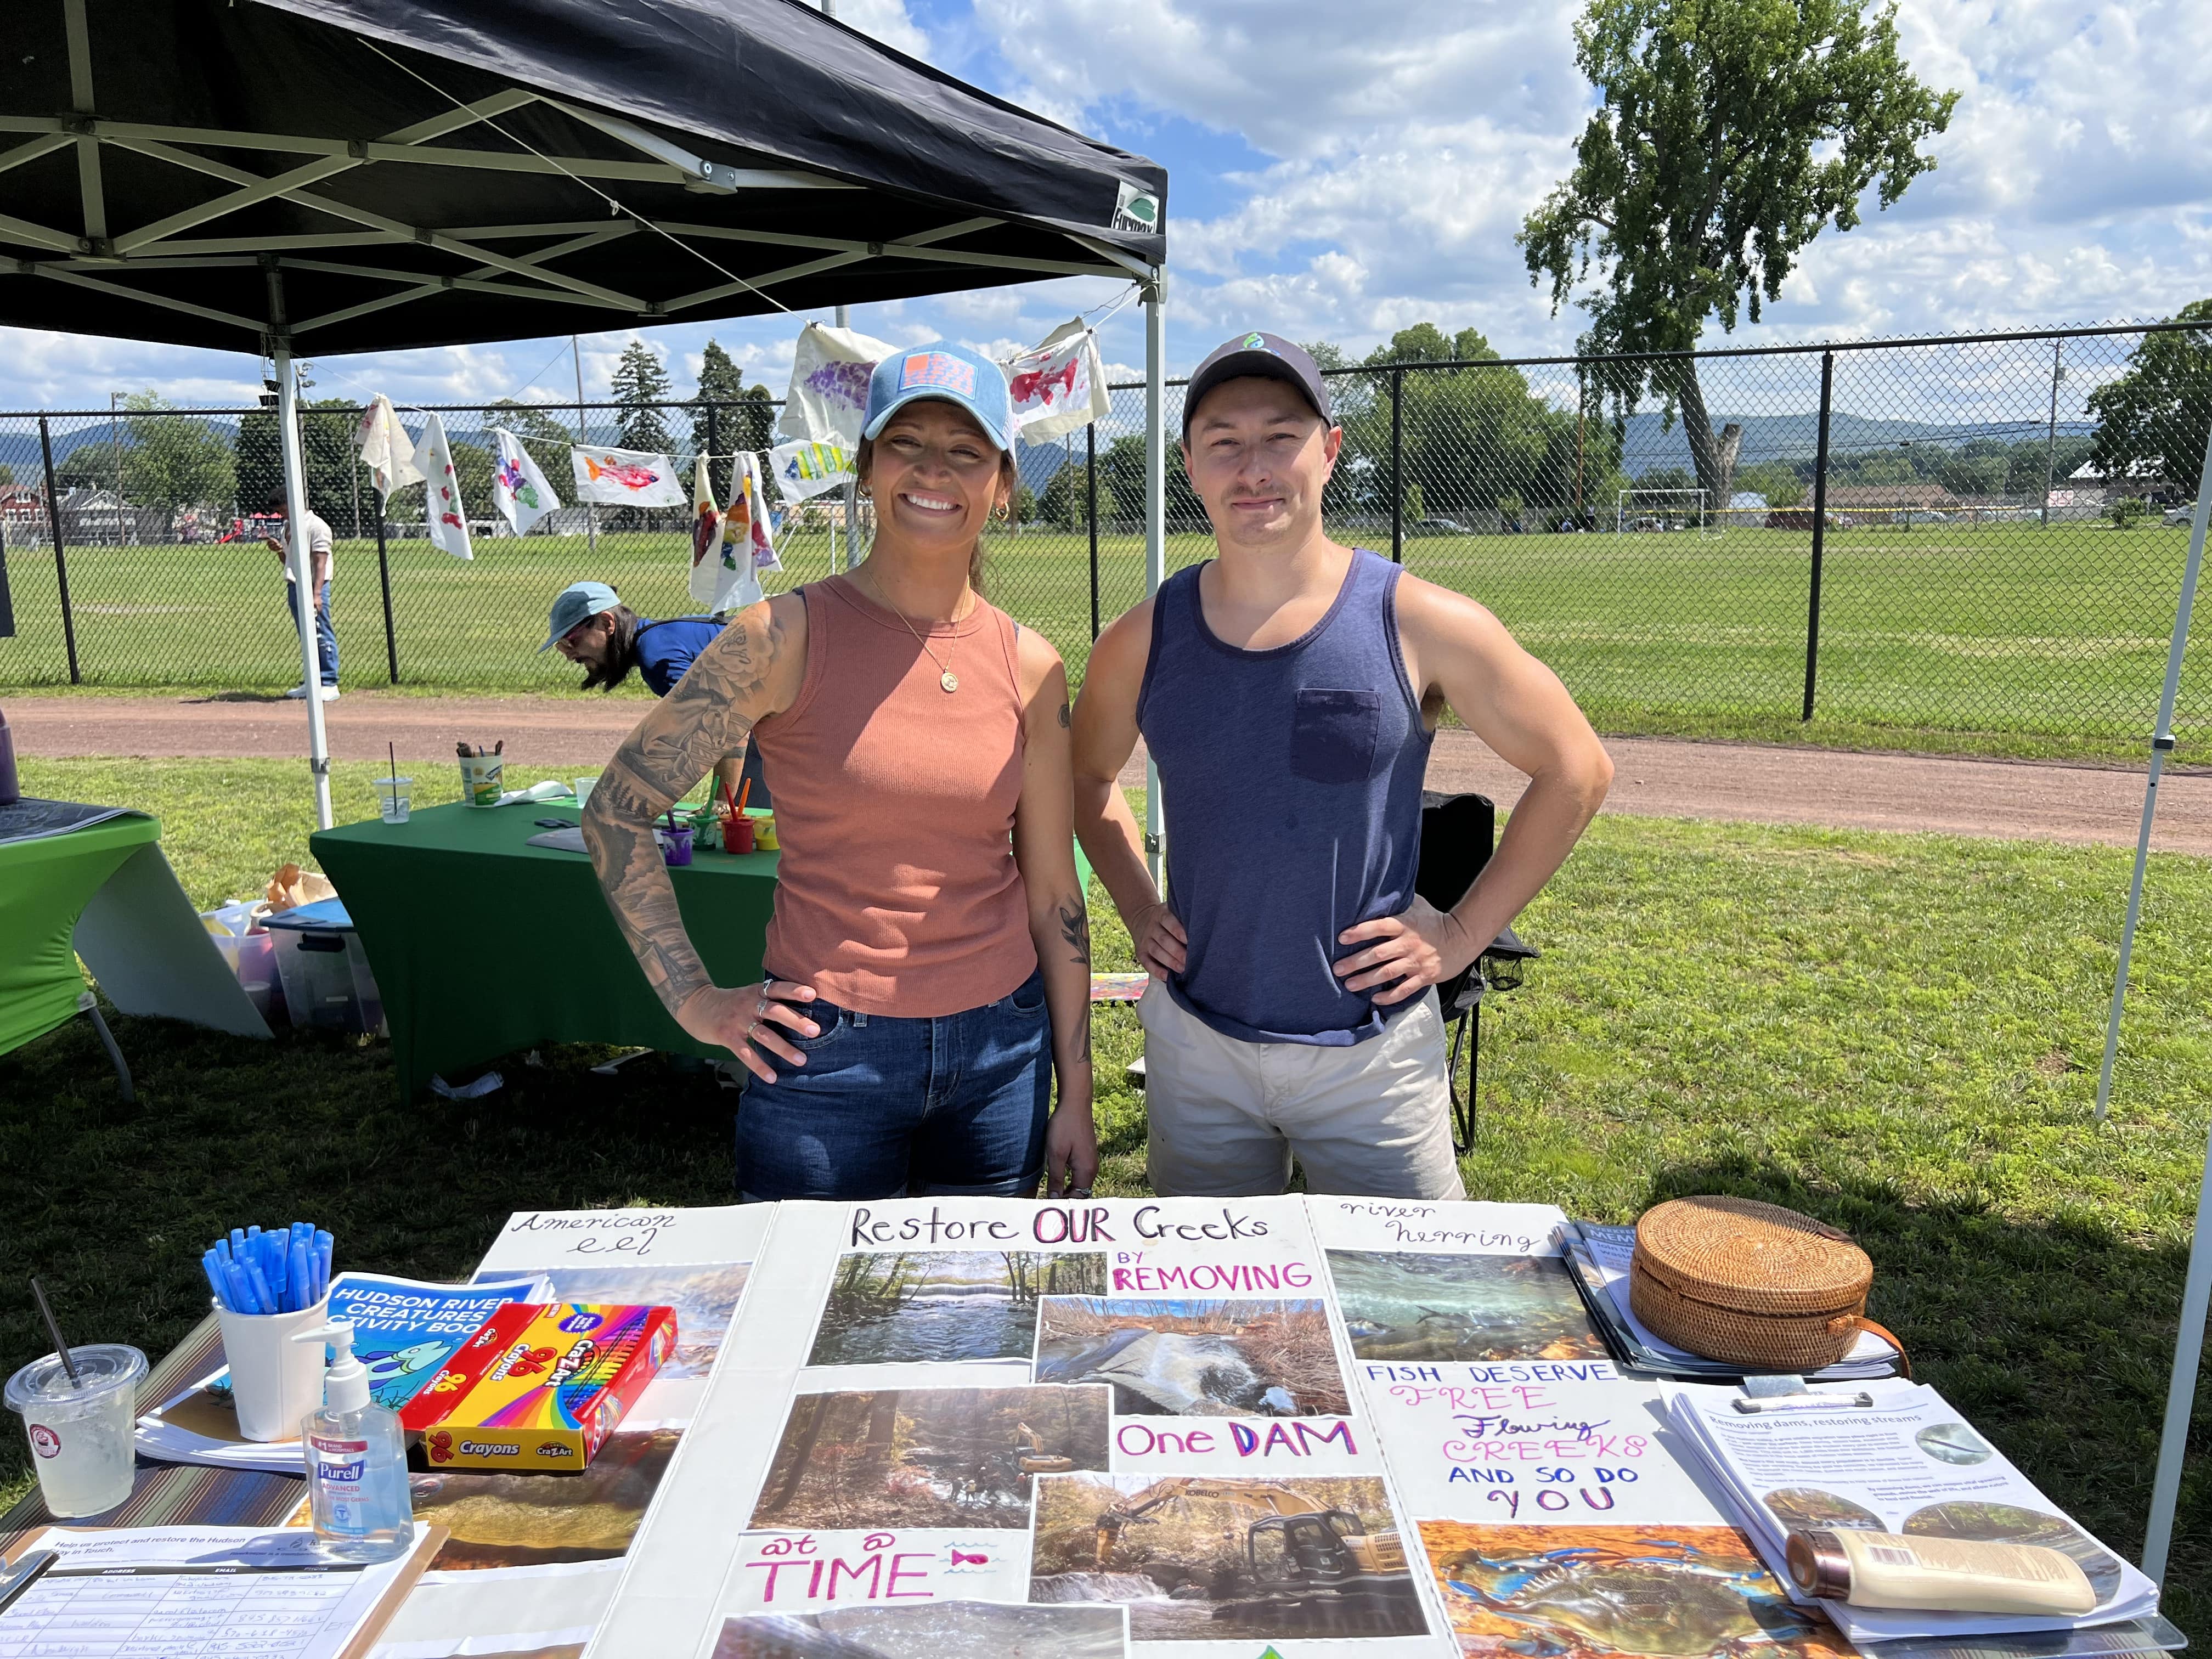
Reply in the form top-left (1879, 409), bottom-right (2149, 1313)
top-left (264, 489), bottom-right (337, 702)
top-left (540, 580), bottom-right (747, 803)
top-left (583, 342), bottom-right (1096, 1203)
top-left (1072, 332), bottom-right (1613, 1201)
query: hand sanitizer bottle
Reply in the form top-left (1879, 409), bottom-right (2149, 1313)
top-left (293, 1320), bottom-right (413, 1561)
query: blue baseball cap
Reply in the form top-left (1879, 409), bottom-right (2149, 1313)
top-left (539, 580), bottom-right (621, 651)
top-left (862, 342), bottom-right (1014, 452)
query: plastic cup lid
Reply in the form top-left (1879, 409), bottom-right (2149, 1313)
top-left (4, 1344), bottom-right (148, 1411)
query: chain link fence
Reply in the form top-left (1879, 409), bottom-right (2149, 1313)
top-left (1, 323), bottom-right (2205, 758)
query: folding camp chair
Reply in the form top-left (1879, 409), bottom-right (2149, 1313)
top-left (1417, 791), bottom-right (1539, 1152)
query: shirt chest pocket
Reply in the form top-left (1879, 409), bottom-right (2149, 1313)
top-left (1290, 687), bottom-right (1382, 785)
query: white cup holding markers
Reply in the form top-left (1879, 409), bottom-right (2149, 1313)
top-left (3, 1278), bottom-right (145, 1517)
top-left (204, 1223), bottom-right (334, 1442)
top-left (458, 743), bottom-right (504, 807)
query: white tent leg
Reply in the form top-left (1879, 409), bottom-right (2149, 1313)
top-left (274, 345), bottom-right (334, 831)
top-left (2132, 417), bottom-right (2212, 1582)
top-left (1143, 273), bottom-right (1166, 890)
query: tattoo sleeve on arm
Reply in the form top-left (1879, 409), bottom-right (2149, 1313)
top-left (583, 612), bottom-right (780, 1015)
top-left (1056, 896), bottom-right (1092, 1062)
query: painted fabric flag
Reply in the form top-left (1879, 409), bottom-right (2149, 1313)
top-left (767, 437), bottom-right (855, 503)
top-left (689, 453), bottom-right (731, 608)
top-left (410, 413), bottom-right (472, 562)
top-left (1005, 319), bottom-right (1109, 443)
top-left (490, 428), bottom-right (561, 537)
top-left (354, 393), bottom-right (422, 499)
top-left (572, 444), bottom-right (687, 509)
top-left (733, 452), bottom-right (780, 577)
top-left (777, 321), bottom-right (898, 447)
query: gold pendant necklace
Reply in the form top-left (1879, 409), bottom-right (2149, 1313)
top-left (858, 566), bottom-right (968, 693)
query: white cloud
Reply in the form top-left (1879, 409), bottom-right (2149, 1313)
top-left (828, 0), bottom-right (933, 62)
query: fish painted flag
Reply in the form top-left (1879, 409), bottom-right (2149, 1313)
top-left (1005, 320), bottom-right (1109, 443)
top-left (490, 428), bottom-right (561, 537)
top-left (409, 413), bottom-right (472, 562)
top-left (777, 321), bottom-right (899, 447)
top-left (355, 393), bottom-right (423, 499)
top-left (571, 444), bottom-right (687, 508)
top-left (733, 451), bottom-right (781, 577)
top-left (688, 453), bottom-right (731, 607)
top-left (767, 437), bottom-right (855, 503)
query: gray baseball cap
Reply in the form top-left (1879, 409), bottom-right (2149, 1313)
top-left (539, 580), bottom-right (620, 651)
top-left (1182, 331), bottom-right (1335, 438)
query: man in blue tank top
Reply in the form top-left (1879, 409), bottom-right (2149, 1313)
top-left (1072, 332), bottom-right (1614, 1199)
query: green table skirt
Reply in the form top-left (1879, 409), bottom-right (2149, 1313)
top-left (312, 803), bottom-right (777, 1101)
top-left (0, 815), bottom-right (162, 1057)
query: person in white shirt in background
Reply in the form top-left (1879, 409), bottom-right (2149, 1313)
top-left (263, 488), bottom-right (339, 702)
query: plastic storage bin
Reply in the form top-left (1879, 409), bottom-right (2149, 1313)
top-left (212, 930), bottom-right (279, 1019)
top-left (263, 898), bottom-right (386, 1035)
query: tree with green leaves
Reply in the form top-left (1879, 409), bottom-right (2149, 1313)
top-left (235, 396), bottom-right (362, 522)
top-left (611, 340), bottom-right (674, 455)
top-left (2085, 301), bottom-right (2212, 494)
top-left (1519, 0), bottom-right (1957, 510)
top-left (487, 398), bottom-right (575, 484)
top-left (110, 392), bottom-right (237, 521)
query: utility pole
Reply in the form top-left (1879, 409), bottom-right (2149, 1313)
top-left (2041, 338), bottom-right (2063, 529)
top-left (572, 336), bottom-right (599, 558)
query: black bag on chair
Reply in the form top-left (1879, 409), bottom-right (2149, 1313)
top-left (1416, 791), bottom-right (1538, 1150)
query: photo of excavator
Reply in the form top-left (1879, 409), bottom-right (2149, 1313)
top-left (1030, 1474), bottom-right (1430, 1639)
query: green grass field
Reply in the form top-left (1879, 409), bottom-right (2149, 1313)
top-left (5, 755), bottom-right (2212, 1617)
top-left (1, 518), bottom-right (2207, 758)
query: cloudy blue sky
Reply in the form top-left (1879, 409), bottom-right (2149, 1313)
top-left (7, 0), bottom-right (2209, 412)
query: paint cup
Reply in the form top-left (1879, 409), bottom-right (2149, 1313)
top-left (688, 808), bottom-right (720, 851)
top-left (752, 812), bottom-right (778, 851)
top-left (662, 825), bottom-right (694, 867)
top-left (215, 1297), bottom-right (330, 1442)
top-left (373, 776), bottom-right (411, 825)
top-left (459, 754), bottom-right (504, 807)
top-left (572, 777), bottom-right (597, 811)
top-left (5, 1345), bottom-right (147, 1517)
top-left (724, 815), bottom-right (756, 855)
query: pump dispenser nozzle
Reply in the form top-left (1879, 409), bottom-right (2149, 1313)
top-left (292, 1319), bottom-right (368, 1414)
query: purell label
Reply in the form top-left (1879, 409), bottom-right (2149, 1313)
top-left (311, 1433), bottom-right (371, 1533)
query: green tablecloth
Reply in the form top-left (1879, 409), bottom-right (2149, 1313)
top-left (312, 802), bottom-right (778, 1101)
top-left (0, 814), bottom-right (162, 1057)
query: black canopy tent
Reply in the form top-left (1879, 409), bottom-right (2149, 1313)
top-left (0, 0), bottom-right (1170, 826)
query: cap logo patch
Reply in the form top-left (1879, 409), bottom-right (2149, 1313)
top-left (1242, 332), bottom-right (1268, 351)
top-left (899, 352), bottom-right (977, 397)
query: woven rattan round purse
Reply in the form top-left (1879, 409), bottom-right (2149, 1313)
top-left (1630, 1196), bottom-right (1877, 1370)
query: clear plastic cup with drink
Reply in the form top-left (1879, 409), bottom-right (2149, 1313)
top-left (573, 776), bottom-right (597, 810)
top-left (373, 777), bottom-right (411, 824)
top-left (5, 1345), bottom-right (148, 1517)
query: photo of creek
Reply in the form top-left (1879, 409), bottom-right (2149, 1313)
top-left (408, 1427), bottom-right (681, 1570)
top-left (1030, 1473), bottom-right (1430, 1641)
top-left (1034, 1296), bottom-right (1350, 1417)
top-left (484, 1260), bottom-right (753, 1381)
top-left (1327, 1249), bottom-right (1607, 1363)
top-left (749, 1385), bottom-right (1110, 1530)
top-left (713, 1601), bottom-right (1127, 1658)
top-left (808, 1251), bottom-right (1108, 1365)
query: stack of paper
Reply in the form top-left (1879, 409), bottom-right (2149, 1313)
top-left (1660, 1379), bottom-right (2163, 1645)
top-left (1559, 1221), bottom-right (1903, 1380)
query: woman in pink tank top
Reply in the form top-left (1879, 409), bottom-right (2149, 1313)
top-left (581, 342), bottom-right (1095, 1202)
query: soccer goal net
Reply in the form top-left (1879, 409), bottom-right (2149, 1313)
top-left (1616, 488), bottom-right (1711, 535)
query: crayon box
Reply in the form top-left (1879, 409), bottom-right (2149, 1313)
top-left (400, 1301), bottom-right (676, 1471)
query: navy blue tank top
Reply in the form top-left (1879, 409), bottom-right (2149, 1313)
top-left (1137, 549), bottom-right (1432, 1046)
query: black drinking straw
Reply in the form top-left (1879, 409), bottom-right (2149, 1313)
top-left (28, 1278), bottom-right (79, 1386)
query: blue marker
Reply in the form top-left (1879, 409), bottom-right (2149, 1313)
top-left (201, 1252), bottom-right (230, 1310)
top-left (229, 1228), bottom-right (246, 1255)
top-left (224, 1260), bottom-right (256, 1317)
top-left (289, 1240), bottom-right (315, 1311)
top-left (242, 1257), bottom-right (276, 1316)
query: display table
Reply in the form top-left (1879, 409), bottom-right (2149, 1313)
top-left (313, 802), bottom-right (780, 1099)
top-left (0, 812), bottom-right (161, 1058)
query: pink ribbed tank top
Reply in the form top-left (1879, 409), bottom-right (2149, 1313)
top-left (752, 574), bottom-right (1037, 1017)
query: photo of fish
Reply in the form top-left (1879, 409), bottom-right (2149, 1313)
top-left (1762, 1489), bottom-right (1883, 1532)
top-left (1914, 1423), bottom-right (1995, 1465)
top-left (1030, 1474), bottom-right (1430, 1641)
top-left (408, 1426), bottom-right (680, 1570)
top-left (1034, 1297), bottom-right (1350, 1417)
top-left (712, 1601), bottom-right (1126, 1658)
top-left (1903, 1502), bottom-right (2124, 1604)
top-left (478, 1261), bottom-right (752, 1382)
top-left (1326, 1249), bottom-right (1607, 1363)
top-left (809, 1252), bottom-right (1105, 1366)
top-left (750, 1385), bottom-right (1109, 1531)
top-left (1419, 1521), bottom-right (1856, 1659)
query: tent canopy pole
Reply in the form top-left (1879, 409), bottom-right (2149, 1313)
top-left (270, 323), bottom-right (334, 830)
top-left (2131, 414), bottom-right (2212, 1584)
top-left (1142, 272), bottom-right (1165, 890)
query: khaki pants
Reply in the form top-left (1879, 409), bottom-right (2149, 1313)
top-left (1137, 981), bottom-right (1466, 1200)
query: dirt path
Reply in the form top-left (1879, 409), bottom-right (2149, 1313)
top-left (9, 691), bottom-right (2210, 854)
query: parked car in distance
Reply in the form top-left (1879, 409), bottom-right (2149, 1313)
top-left (2164, 503), bottom-right (2198, 527)
top-left (1414, 516), bottom-right (1472, 534)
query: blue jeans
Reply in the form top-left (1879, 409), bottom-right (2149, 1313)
top-left (284, 580), bottom-right (338, 686)
top-left (735, 967), bottom-right (1051, 1201)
